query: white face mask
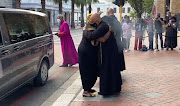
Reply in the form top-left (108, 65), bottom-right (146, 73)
top-left (57, 19), bottom-right (61, 23)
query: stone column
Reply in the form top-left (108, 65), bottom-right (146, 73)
top-left (156, 0), bottom-right (166, 17)
top-left (170, 0), bottom-right (180, 15)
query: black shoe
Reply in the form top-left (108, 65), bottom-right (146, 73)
top-left (69, 64), bottom-right (73, 67)
top-left (60, 64), bottom-right (68, 67)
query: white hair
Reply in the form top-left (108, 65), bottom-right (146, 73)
top-left (58, 14), bottom-right (64, 19)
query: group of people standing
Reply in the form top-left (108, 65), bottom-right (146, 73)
top-left (121, 15), bottom-right (147, 51)
top-left (121, 11), bottom-right (178, 52)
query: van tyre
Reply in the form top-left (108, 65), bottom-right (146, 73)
top-left (34, 60), bottom-right (49, 86)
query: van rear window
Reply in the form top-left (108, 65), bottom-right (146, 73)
top-left (3, 13), bottom-right (51, 44)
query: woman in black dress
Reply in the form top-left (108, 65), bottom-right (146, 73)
top-left (165, 16), bottom-right (177, 50)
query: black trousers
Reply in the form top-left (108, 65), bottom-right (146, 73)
top-left (155, 32), bottom-right (163, 49)
top-left (148, 32), bottom-right (154, 49)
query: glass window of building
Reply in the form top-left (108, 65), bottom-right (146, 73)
top-left (122, 8), bottom-right (125, 13)
top-left (128, 7), bottom-right (131, 13)
top-left (114, 8), bottom-right (117, 13)
top-left (97, 8), bottom-right (100, 12)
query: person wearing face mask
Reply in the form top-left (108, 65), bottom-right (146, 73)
top-left (164, 16), bottom-right (177, 50)
top-left (154, 13), bottom-right (165, 51)
top-left (57, 14), bottom-right (78, 67)
top-left (122, 16), bottom-right (133, 52)
top-left (57, 18), bottom-right (61, 24)
top-left (84, 13), bottom-right (122, 96)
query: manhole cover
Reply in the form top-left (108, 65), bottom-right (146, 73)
top-left (145, 92), bottom-right (162, 98)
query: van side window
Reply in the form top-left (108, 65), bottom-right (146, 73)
top-left (0, 30), bottom-right (3, 45)
top-left (3, 13), bottom-right (35, 44)
top-left (34, 16), bottom-right (51, 37)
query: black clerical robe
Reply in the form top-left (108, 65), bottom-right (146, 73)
top-left (102, 15), bottom-right (126, 71)
top-left (85, 21), bottom-right (122, 96)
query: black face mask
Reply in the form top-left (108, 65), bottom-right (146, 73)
top-left (90, 23), bottom-right (97, 27)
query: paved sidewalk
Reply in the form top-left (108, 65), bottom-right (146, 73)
top-left (68, 49), bottom-right (180, 106)
top-left (51, 28), bottom-right (180, 106)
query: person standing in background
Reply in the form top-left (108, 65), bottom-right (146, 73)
top-left (154, 13), bottom-right (165, 51)
top-left (57, 14), bottom-right (78, 67)
top-left (134, 19), bottom-right (145, 50)
top-left (165, 11), bottom-right (172, 24)
top-left (122, 16), bottom-right (133, 52)
top-left (164, 16), bottom-right (178, 50)
top-left (145, 15), bottom-right (154, 51)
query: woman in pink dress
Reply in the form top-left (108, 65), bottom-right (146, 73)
top-left (57, 15), bottom-right (78, 67)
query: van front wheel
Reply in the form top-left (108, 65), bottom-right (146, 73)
top-left (34, 60), bottom-right (48, 86)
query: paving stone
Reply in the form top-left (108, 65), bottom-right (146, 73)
top-left (144, 92), bottom-right (163, 98)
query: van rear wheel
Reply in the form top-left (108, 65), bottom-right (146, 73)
top-left (34, 60), bottom-right (48, 86)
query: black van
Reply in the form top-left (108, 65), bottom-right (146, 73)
top-left (0, 8), bottom-right (54, 99)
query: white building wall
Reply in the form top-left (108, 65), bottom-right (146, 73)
top-left (21, 0), bottom-right (41, 4)
top-left (83, 1), bottom-right (134, 22)
top-left (21, 0), bottom-right (80, 26)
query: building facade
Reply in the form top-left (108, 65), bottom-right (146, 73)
top-left (0, 0), bottom-right (80, 26)
top-left (21, 0), bottom-right (80, 26)
top-left (155, 0), bottom-right (180, 17)
top-left (86, 1), bottom-right (133, 21)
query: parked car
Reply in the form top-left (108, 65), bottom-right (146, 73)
top-left (0, 8), bottom-right (54, 99)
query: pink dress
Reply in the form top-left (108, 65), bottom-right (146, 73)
top-left (59, 21), bottom-right (78, 65)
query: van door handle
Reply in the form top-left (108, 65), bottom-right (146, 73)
top-left (1, 50), bottom-right (9, 56)
top-left (14, 46), bottom-right (20, 51)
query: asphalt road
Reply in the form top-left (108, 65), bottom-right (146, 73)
top-left (0, 29), bottom-right (82, 106)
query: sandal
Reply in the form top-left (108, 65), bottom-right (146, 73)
top-left (83, 92), bottom-right (96, 97)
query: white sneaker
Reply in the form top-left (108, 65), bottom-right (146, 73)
top-left (154, 49), bottom-right (159, 52)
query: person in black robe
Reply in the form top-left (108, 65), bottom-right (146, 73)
top-left (78, 13), bottom-right (111, 97)
top-left (164, 16), bottom-right (177, 50)
top-left (102, 8), bottom-right (126, 71)
top-left (85, 13), bottom-right (122, 96)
